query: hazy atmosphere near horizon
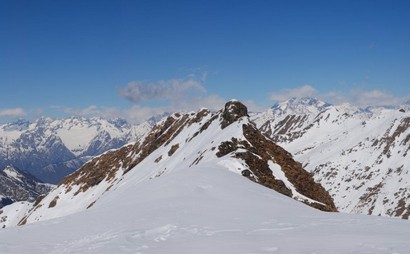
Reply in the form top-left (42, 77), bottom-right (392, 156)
top-left (1, 0), bottom-right (410, 123)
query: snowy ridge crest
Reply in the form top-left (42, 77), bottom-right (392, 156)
top-left (253, 97), bottom-right (410, 219)
top-left (2, 101), bottom-right (336, 228)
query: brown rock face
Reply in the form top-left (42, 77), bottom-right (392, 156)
top-left (242, 124), bottom-right (337, 212)
top-left (217, 122), bottom-right (337, 212)
top-left (221, 100), bottom-right (249, 129)
top-left (59, 110), bottom-right (212, 195)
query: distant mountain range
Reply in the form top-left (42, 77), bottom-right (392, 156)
top-left (0, 117), bottom-right (152, 183)
top-left (252, 97), bottom-right (410, 219)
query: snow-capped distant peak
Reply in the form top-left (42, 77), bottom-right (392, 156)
top-left (335, 102), bottom-right (362, 114)
top-left (271, 97), bottom-right (332, 115)
top-left (0, 116), bottom-right (152, 183)
top-left (253, 97), bottom-right (410, 219)
top-left (2, 119), bottom-right (30, 132)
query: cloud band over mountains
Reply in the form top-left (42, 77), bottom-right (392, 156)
top-left (270, 85), bottom-right (409, 108)
top-left (117, 77), bottom-right (207, 104)
top-left (0, 108), bottom-right (26, 118)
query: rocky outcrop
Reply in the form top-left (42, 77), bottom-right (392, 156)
top-left (0, 166), bottom-right (53, 208)
top-left (217, 113), bottom-right (336, 212)
top-left (221, 100), bottom-right (249, 129)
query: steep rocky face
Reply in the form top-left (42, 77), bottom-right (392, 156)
top-left (0, 117), bottom-right (151, 183)
top-left (0, 166), bottom-right (54, 208)
top-left (221, 100), bottom-right (249, 128)
top-left (252, 97), bottom-right (410, 219)
top-left (216, 123), bottom-right (335, 211)
top-left (5, 101), bottom-right (335, 228)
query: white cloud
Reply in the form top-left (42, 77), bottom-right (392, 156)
top-left (323, 89), bottom-right (406, 107)
top-left (52, 82), bottom-right (410, 124)
top-left (125, 105), bottom-right (172, 124)
top-left (0, 108), bottom-right (26, 118)
top-left (107, 75), bottom-right (227, 123)
top-left (269, 85), bottom-right (409, 108)
top-left (270, 85), bottom-right (317, 102)
top-left (118, 77), bottom-right (206, 104)
top-left (350, 89), bottom-right (402, 107)
top-left (59, 94), bottom-right (227, 125)
top-left (242, 100), bottom-right (267, 113)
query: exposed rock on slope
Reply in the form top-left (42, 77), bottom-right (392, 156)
top-left (252, 97), bottom-right (410, 219)
top-left (0, 166), bottom-right (53, 208)
top-left (1, 101), bottom-right (335, 228)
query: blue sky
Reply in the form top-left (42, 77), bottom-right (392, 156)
top-left (1, 0), bottom-right (410, 123)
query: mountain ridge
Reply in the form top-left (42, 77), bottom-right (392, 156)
top-left (252, 97), bottom-right (410, 219)
top-left (1, 100), bottom-right (409, 253)
top-left (1, 100), bottom-right (336, 228)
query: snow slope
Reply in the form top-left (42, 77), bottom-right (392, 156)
top-left (0, 164), bottom-right (409, 254)
top-left (252, 97), bottom-right (410, 219)
top-left (0, 201), bottom-right (32, 229)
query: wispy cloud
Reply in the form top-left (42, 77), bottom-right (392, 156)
top-left (322, 88), bottom-right (408, 107)
top-left (270, 85), bottom-right (317, 102)
top-left (0, 108), bottom-right (26, 118)
top-left (62, 105), bottom-right (101, 117)
top-left (60, 94), bottom-right (227, 124)
top-left (57, 74), bottom-right (227, 124)
top-left (118, 76), bottom-right (206, 104)
top-left (347, 89), bottom-right (403, 107)
top-left (59, 105), bottom-right (169, 124)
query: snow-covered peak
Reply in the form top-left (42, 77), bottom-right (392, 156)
top-left (271, 97), bottom-right (332, 115)
top-left (1, 119), bottom-right (29, 132)
top-left (253, 98), bottom-right (410, 219)
top-left (32, 116), bottom-right (54, 127)
top-left (334, 102), bottom-right (363, 115)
